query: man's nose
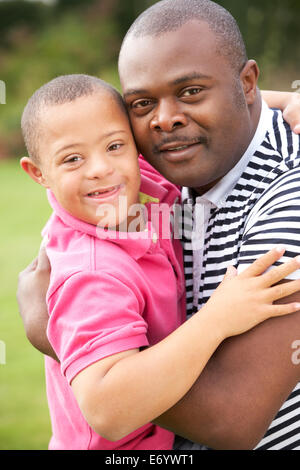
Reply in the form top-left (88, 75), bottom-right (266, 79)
top-left (150, 99), bottom-right (188, 132)
top-left (85, 153), bottom-right (114, 179)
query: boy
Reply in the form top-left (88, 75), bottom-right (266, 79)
top-left (20, 74), bottom-right (300, 450)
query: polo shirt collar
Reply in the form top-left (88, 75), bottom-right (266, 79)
top-left (182, 100), bottom-right (273, 208)
top-left (46, 171), bottom-right (167, 261)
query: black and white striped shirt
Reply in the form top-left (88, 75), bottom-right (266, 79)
top-left (182, 101), bottom-right (300, 450)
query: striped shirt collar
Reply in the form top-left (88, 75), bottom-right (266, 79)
top-left (182, 100), bottom-right (274, 209)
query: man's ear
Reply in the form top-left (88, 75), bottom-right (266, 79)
top-left (240, 60), bottom-right (260, 105)
top-left (20, 157), bottom-right (49, 188)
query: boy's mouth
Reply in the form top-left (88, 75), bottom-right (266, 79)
top-left (86, 185), bottom-right (123, 199)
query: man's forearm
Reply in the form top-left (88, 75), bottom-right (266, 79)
top-left (154, 310), bottom-right (300, 449)
top-left (24, 312), bottom-right (59, 362)
top-left (17, 247), bottom-right (57, 360)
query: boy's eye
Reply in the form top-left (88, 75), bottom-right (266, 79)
top-left (63, 155), bottom-right (82, 164)
top-left (108, 143), bottom-right (123, 152)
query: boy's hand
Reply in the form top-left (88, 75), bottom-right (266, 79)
top-left (282, 91), bottom-right (300, 134)
top-left (262, 90), bottom-right (300, 134)
top-left (205, 247), bottom-right (300, 339)
top-left (17, 246), bottom-right (58, 361)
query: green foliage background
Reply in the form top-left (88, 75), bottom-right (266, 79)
top-left (0, 0), bottom-right (299, 450)
top-left (0, 0), bottom-right (299, 159)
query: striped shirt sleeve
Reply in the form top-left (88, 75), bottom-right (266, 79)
top-left (237, 167), bottom-right (300, 279)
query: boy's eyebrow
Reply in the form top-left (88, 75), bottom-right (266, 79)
top-left (101, 130), bottom-right (128, 138)
top-left (123, 73), bottom-right (213, 99)
top-left (55, 131), bottom-right (128, 155)
top-left (55, 143), bottom-right (82, 155)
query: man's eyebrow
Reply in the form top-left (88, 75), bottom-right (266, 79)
top-left (123, 89), bottom-right (148, 99)
top-left (123, 73), bottom-right (213, 99)
top-left (172, 72), bottom-right (213, 85)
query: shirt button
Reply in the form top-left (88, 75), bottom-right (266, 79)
top-left (152, 232), bottom-right (158, 244)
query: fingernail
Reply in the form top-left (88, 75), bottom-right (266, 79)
top-left (293, 124), bottom-right (300, 134)
top-left (275, 245), bottom-right (286, 253)
top-left (295, 255), bottom-right (300, 265)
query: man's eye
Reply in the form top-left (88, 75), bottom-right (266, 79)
top-left (132, 99), bottom-right (152, 109)
top-left (181, 88), bottom-right (202, 97)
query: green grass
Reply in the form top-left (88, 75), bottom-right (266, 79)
top-left (0, 159), bottom-right (52, 449)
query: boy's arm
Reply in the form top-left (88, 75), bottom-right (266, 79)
top-left (70, 251), bottom-right (300, 441)
top-left (17, 249), bottom-right (300, 445)
top-left (261, 90), bottom-right (300, 133)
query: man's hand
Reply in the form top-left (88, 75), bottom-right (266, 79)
top-left (17, 246), bottom-right (58, 361)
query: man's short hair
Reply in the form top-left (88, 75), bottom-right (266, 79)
top-left (21, 74), bottom-right (126, 163)
top-left (120, 0), bottom-right (248, 74)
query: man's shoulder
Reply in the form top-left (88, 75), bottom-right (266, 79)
top-left (244, 165), bottom-right (300, 237)
top-left (266, 107), bottom-right (300, 169)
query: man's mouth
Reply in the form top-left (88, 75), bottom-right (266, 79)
top-left (155, 137), bottom-right (207, 154)
top-left (154, 138), bottom-right (206, 163)
top-left (164, 145), bottom-right (190, 151)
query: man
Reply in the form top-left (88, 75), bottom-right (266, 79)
top-left (18, 0), bottom-right (300, 449)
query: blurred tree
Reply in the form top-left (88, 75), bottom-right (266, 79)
top-left (113, 0), bottom-right (158, 38)
top-left (55, 0), bottom-right (97, 13)
top-left (0, 0), bottom-right (299, 160)
top-left (217, 0), bottom-right (300, 70)
top-left (0, 0), bottom-right (50, 47)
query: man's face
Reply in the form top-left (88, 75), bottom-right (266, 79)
top-left (119, 21), bottom-right (255, 192)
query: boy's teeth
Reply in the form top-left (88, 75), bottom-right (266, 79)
top-left (89, 191), bottom-right (102, 196)
top-left (88, 187), bottom-right (117, 196)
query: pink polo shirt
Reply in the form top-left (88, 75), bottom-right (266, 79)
top-left (44, 157), bottom-right (186, 450)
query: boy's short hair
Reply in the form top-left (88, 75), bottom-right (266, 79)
top-left (21, 74), bottom-right (127, 163)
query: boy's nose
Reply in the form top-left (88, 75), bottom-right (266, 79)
top-left (85, 154), bottom-right (114, 180)
top-left (150, 99), bottom-right (188, 132)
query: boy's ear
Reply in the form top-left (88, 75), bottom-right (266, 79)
top-left (20, 157), bottom-right (49, 188)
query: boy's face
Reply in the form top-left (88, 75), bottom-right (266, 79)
top-left (30, 92), bottom-right (141, 229)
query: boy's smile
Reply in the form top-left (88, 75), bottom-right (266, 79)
top-left (27, 91), bottom-right (141, 229)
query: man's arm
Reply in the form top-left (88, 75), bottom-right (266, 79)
top-left (17, 246), bottom-right (58, 361)
top-left (155, 288), bottom-right (300, 450)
